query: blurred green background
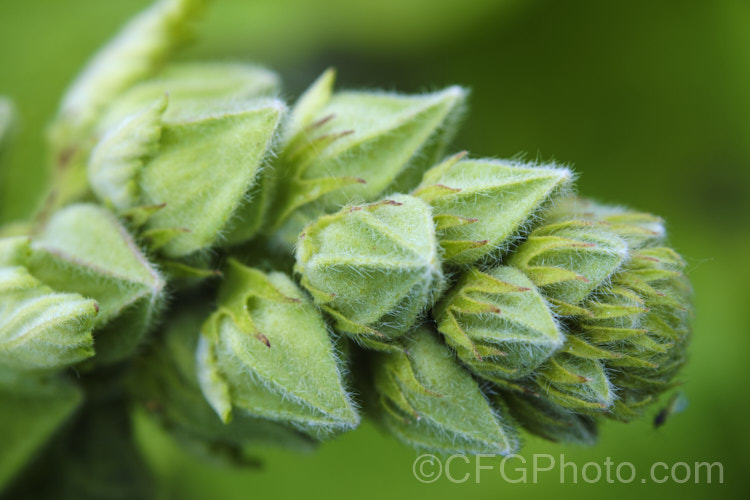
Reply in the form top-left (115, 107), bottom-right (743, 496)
top-left (1, 0), bottom-right (748, 498)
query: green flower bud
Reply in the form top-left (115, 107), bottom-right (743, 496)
top-left (372, 326), bottom-right (518, 455)
top-left (0, 368), bottom-right (83, 492)
top-left (132, 306), bottom-right (316, 463)
top-left (508, 219), bottom-right (628, 315)
top-left (0, 265), bottom-right (97, 371)
top-left (434, 265), bottom-right (564, 381)
top-left (547, 197), bottom-right (666, 248)
top-left (47, 0), bottom-right (208, 212)
top-left (197, 259), bottom-right (359, 437)
top-left (26, 204), bottom-right (164, 365)
top-left (503, 391), bottom-right (597, 445)
top-left (93, 61), bottom-right (281, 248)
top-left (414, 154), bottom-right (572, 265)
top-left (295, 194), bottom-right (444, 350)
top-left (89, 95), bottom-right (284, 257)
top-left (267, 69), bottom-right (466, 245)
top-left (531, 344), bottom-right (615, 412)
top-left (0, 236), bottom-right (96, 371)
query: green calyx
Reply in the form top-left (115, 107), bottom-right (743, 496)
top-left (197, 259), bottom-right (359, 437)
top-left (508, 218), bottom-right (629, 315)
top-left (504, 391), bottom-right (597, 445)
top-left (434, 265), bottom-right (564, 380)
top-left (0, 265), bottom-right (97, 372)
top-left (27, 204), bottom-right (165, 365)
top-left (414, 154), bottom-right (572, 265)
top-left (295, 194), bottom-right (445, 350)
top-left (373, 326), bottom-right (518, 455)
top-left (265, 69), bottom-right (466, 247)
top-left (131, 306), bottom-right (317, 465)
top-left (89, 92), bottom-right (285, 258)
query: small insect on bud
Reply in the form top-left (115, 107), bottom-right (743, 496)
top-left (295, 194), bottom-right (445, 350)
top-left (372, 326), bottom-right (519, 455)
top-left (414, 155), bottom-right (572, 265)
top-left (25, 204), bottom-right (164, 365)
top-left (434, 265), bottom-right (564, 381)
top-left (197, 259), bottom-right (359, 438)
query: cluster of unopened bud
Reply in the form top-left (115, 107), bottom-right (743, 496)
top-left (0, 0), bottom-right (692, 488)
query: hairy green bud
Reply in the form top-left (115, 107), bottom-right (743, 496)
top-left (46, 0), bottom-right (209, 214)
top-left (267, 70), bottom-right (466, 245)
top-left (531, 347), bottom-right (615, 412)
top-left (26, 204), bottom-right (164, 364)
top-left (493, 200), bottom-right (692, 417)
top-left (504, 391), bottom-right (597, 445)
top-left (414, 154), bottom-right (572, 265)
top-left (88, 96), bottom-right (167, 211)
top-left (547, 197), bottom-right (666, 248)
top-left (508, 219), bottom-right (628, 315)
top-left (0, 236), bottom-right (96, 371)
top-left (295, 194), bottom-right (444, 350)
top-left (0, 264), bottom-right (97, 372)
top-left (197, 259), bottom-right (359, 437)
top-left (581, 248), bottom-right (691, 419)
top-left (133, 307), bottom-right (316, 464)
top-left (94, 61), bottom-right (282, 247)
top-left (536, 198), bottom-right (691, 418)
top-left (90, 96), bottom-right (284, 257)
top-left (373, 326), bottom-right (518, 455)
top-left (434, 265), bottom-right (564, 381)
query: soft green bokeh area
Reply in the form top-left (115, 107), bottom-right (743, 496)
top-left (1, 0), bottom-right (748, 498)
